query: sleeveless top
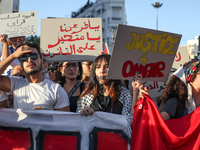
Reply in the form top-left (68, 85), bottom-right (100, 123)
top-left (60, 81), bottom-right (85, 112)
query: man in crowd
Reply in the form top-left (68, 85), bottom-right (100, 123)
top-left (0, 41), bottom-right (70, 111)
top-left (48, 63), bottom-right (58, 82)
top-left (81, 61), bottom-right (93, 84)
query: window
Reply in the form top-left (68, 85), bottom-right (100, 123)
top-left (112, 7), bottom-right (121, 17)
top-left (112, 7), bottom-right (121, 21)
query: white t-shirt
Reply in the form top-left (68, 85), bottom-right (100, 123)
top-left (0, 90), bottom-right (8, 102)
top-left (9, 76), bottom-right (69, 110)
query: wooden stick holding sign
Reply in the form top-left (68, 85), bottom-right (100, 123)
top-left (107, 24), bottom-right (182, 82)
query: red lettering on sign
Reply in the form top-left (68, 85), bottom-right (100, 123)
top-left (122, 61), bottom-right (165, 78)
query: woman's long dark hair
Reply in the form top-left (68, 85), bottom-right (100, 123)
top-left (161, 75), bottom-right (187, 105)
top-left (78, 54), bottom-right (121, 103)
top-left (55, 62), bottom-right (82, 86)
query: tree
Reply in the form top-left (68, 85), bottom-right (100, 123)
top-left (26, 35), bottom-right (40, 45)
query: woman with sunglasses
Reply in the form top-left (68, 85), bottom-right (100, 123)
top-left (0, 34), bottom-right (25, 76)
top-left (55, 62), bottom-right (85, 112)
top-left (76, 54), bottom-right (143, 127)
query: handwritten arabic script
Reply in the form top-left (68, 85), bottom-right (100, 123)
top-left (143, 81), bottom-right (167, 97)
top-left (41, 18), bottom-right (102, 59)
top-left (0, 10), bottom-right (37, 38)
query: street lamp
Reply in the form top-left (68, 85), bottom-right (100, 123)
top-left (151, 2), bottom-right (163, 30)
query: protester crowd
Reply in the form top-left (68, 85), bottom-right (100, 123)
top-left (0, 33), bottom-right (200, 141)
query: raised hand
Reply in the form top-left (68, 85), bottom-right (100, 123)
top-left (139, 85), bottom-right (149, 98)
top-left (12, 45), bottom-right (32, 59)
top-left (0, 34), bottom-right (8, 44)
top-left (132, 74), bottom-right (143, 93)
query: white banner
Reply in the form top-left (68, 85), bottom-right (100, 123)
top-left (0, 109), bottom-right (129, 150)
top-left (0, 10), bottom-right (37, 38)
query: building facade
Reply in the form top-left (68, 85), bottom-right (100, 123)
top-left (0, 0), bottom-right (19, 14)
top-left (71, 0), bottom-right (127, 53)
top-left (186, 35), bottom-right (200, 60)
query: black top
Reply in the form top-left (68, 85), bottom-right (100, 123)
top-left (161, 97), bottom-right (188, 119)
top-left (61, 81), bottom-right (85, 112)
top-left (90, 94), bottom-right (123, 114)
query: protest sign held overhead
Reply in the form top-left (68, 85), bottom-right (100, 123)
top-left (142, 46), bottom-right (190, 98)
top-left (143, 81), bottom-right (167, 98)
top-left (0, 10), bottom-right (37, 38)
top-left (107, 24), bottom-right (182, 82)
top-left (41, 18), bottom-right (102, 62)
top-left (172, 45), bottom-right (190, 70)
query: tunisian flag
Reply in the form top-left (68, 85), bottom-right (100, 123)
top-left (104, 42), bottom-right (110, 54)
top-left (131, 95), bottom-right (200, 150)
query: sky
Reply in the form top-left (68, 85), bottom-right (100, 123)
top-left (19, 0), bottom-right (200, 47)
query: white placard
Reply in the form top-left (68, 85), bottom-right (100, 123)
top-left (172, 45), bottom-right (190, 69)
top-left (41, 18), bottom-right (102, 62)
top-left (0, 10), bottom-right (37, 38)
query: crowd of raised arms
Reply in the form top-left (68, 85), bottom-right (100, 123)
top-left (0, 34), bottom-right (200, 127)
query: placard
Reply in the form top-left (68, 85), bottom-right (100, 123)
top-left (172, 45), bottom-right (190, 69)
top-left (107, 24), bottom-right (182, 82)
top-left (41, 18), bottom-right (102, 62)
top-left (0, 10), bottom-right (37, 38)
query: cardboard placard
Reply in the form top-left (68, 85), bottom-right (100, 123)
top-left (172, 45), bottom-right (190, 69)
top-left (0, 10), bottom-right (37, 38)
top-left (107, 24), bottom-right (182, 82)
top-left (41, 18), bottom-right (102, 62)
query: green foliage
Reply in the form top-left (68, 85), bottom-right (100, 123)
top-left (25, 35), bottom-right (40, 45)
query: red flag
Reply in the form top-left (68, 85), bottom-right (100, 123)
top-left (104, 42), bottom-right (110, 54)
top-left (131, 95), bottom-right (200, 150)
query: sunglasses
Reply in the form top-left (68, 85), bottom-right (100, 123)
top-left (48, 70), bottom-right (57, 73)
top-left (19, 53), bottom-right (38, 62)
top-left (10, 38), bottom-right (24, 43)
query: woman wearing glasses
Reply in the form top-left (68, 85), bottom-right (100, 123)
top-left (55, 62), bottom-right (84, 112)
top-left (76, 54), bottom-right (143, 127)
top-left (159, 60), bottom-right (200, 120)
